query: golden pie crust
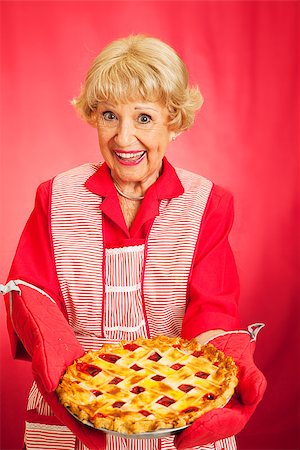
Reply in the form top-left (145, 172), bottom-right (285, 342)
top-left (56, 336), bottom-right (238, 435)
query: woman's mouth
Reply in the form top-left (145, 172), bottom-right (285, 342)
top-left (114, 150), bottom-right (146, 166)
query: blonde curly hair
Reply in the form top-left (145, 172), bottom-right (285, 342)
top-left (72, 35), bottom-right (203, 132)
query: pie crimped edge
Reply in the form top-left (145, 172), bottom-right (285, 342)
top-left (56, 335), bottom-right (239, 435)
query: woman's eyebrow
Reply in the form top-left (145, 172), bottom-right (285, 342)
top-left (99, 102), bottom-right (115, 107)
top-left (134, 106), bottom-right (159, 112)
top-left (98, 102), bottom-right (159, 113)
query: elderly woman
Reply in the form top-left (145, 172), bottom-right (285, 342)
top-left (2, 35), bottom-right (266, 450)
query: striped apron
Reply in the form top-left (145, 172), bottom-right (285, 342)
top-left (25, 163), bottom-right (236, 450)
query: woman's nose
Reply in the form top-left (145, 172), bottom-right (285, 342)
top-left (113, 120), bottom-right (137, 147)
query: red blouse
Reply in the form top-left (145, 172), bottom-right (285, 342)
top-left (8, 158), bottom-right (240, 357)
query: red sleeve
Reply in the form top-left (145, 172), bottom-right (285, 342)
top-left (6, 180), bottom-right (65, 358)
top-left (181, 185), bottom-right (240, 339)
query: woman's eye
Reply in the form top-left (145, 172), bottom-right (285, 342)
top-left (138, 114), bottom-right (151, 124)
top-left (103, 111), bottom-right (117, 121)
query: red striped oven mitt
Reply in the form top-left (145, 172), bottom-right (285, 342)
top-left (174, 325), bottom-right (267, 449)
top-left (1, 280), bottom-right (106, 450)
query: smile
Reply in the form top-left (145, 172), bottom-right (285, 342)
top-left (114, 150), bottom-right (146, 166)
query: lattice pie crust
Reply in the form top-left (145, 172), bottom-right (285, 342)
top-left (57, 336), bottom-right (238, 434)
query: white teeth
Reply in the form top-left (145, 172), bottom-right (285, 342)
top-left (115, 151), bottom-right (145, 159)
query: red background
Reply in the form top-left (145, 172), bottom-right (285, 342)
top-left (1, 2), bottom-right (299, 449)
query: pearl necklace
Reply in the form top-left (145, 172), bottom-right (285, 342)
top-left (113, 182), bottom-right (145, 201)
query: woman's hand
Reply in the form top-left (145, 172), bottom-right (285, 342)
top-left (174, 329), bottom-right (267, 449)
top-left (2, 280), bottom-right (106, 450)
top-left (4, 281), bottom-right (84, 391)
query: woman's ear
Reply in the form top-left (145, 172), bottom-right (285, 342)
top-left (169, 131), bottom-right (182, 142)
top-left (89, 111), bottom-right (98, 128)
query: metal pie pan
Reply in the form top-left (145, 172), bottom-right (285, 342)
top-left (86, 422), bottom-right (189, 440)
top-left (67, 408), bottom-right (188, 439)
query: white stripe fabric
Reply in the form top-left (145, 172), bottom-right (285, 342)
top-left (51, 163), bottom-right (104, 343)
top-left (75, 441), bottom-right (89, 450)
top-left (214, 436), bottom-right (237, 450)
top-left (104, 245), bottom-right (148, 340)
top-left (27, 382), bottom-right (54, 416)
top-left (144, 168), bottom-right (213, 337)
top-left (75, 441), bottom-right (90, 450)
top-left (25, 163), bottom-right (236, 450)
top-left (107, 436), bottom-right (159, 450)
top-left (25, 422), bottom-right (76, 449)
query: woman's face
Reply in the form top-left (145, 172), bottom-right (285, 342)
top-left (95, 100), bottom-right (175, 189)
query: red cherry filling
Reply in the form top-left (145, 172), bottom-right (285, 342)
top-left (76, 362), bottom-right (102, 377)
top-left (195, 371), bottom-right (209, 379)
top-left (90, 389), bottom-right (102, 397)
top-left (130, 364), bottom-right (143, 371)
top-left (157, 396), bottom-right (176, 407)
top-left (172, 344), bottom-right (181, 348)
top-left (123, 343), bottom-right (140, 351)
top-left (130, 386), bottom-right (145, 394)
top-left (170, 363), bottom-right (184, 371)
top-left (109, 377), bottom-right (123, 385)
top-left (92, 412), bottom-right (106, 419)
top-left (213, 362), bottom-right (219, 367)
top-left (148, 352), bottom-right (162, 361)
top-left (112, 401), bottom-right (125, 408)
top-left (182, 406), bottom-right (199, 414)
top-left (178, 384), bottom-right (194, 393)
top-left (99, 354), bottom-right (120, 364)
top-left (203, 393), bottom-right (216, 400)
top-left (151, 375), bottom-right (165, 381)
top-left (192, 350), bottom-right (204, 357)
top-left (139, 410), bottom-right (151, 417)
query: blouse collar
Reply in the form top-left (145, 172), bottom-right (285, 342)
top-left (85, 157), bottom-right (184, 200)
top-left (85, 157), bottom-right (184, 236)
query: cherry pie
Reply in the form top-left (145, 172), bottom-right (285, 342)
top-left (56, 336), bottom-right (238, 435)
